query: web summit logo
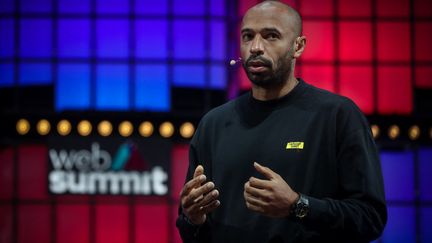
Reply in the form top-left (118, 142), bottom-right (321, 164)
top-left (48, 142), bottom-right (168, 195)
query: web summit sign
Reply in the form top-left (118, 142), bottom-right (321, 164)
top-left (48, 139), bottom-right (170, 196)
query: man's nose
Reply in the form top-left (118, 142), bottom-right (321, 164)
top-left (250, 36), bottom-right (264, 55)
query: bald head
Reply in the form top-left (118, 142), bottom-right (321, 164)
top-left (244, 0), bottom-right (302, 37)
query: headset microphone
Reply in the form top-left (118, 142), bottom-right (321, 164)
top-left (229, 58), bottom-right (242, 66)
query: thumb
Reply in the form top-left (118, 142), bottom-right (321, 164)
top-left (193, 165), bottom-right (204, 178)
top-left (254, 162), bottom-right (275, 180)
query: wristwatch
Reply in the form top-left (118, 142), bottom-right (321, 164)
top-left (291, 193), bottom-right (309, 219)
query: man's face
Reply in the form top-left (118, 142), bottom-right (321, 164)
top-left (240, 6), bottom-right (297, 87)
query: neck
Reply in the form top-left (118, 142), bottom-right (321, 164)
top-left (251, 73), bottom-right (298, 101)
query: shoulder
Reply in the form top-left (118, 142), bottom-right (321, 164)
top-left (301, 81), bottom-right (369, 131)
top-left (303, 83), bottom-right (355, 109)
top-left (297, 82), bottom-right (362, 116)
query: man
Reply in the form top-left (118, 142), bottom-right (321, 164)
top-left (176, 1), bottom-right (387, 242)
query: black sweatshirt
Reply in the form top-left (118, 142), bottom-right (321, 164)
top-left (177, 79), bottom-right (387, 243)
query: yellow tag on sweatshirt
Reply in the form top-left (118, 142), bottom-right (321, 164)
top-left (286, 142), bottom-right (304, 150)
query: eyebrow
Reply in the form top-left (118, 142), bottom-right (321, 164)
top-left (241, 28), bottom-right (253, 34)
top-left (241, 27), bottom-right (282, 35)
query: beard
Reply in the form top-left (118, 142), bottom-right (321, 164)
top-left (242, 54), bottom-right (292, 88)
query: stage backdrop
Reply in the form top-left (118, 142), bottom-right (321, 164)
top-left (0, 142), bottom-right (431, 243)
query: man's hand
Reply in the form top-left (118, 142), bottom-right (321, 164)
top-left (244, 162), bottom-right (299, 217)
top-left (180, 165), bottom-right (220, 225)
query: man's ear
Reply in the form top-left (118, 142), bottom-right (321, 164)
top-left (293, 36), bottom-right (306, 58)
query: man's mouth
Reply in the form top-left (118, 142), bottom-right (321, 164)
top-left (247, 61), bottom-right (270, 73)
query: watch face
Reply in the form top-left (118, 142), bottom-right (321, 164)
top-left (296, 204), bottom-right (309, 218)
top-left (295, 196), bottom-right (309, 219)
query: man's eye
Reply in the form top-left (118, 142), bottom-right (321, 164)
top-left (242, 34), bottom-right (253, 41)
top-left (267, 33), bottom-right (278, 40)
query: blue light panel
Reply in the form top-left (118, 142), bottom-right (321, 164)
top-left (96, 64), bottom-right (129, 110)
top-left (173, 20), bottom-right (205, 59)
top-left (173, 64), bottom-right (205, 88)
top-left (58, 19), bottom-right (90, 58)
top-left (173, 0), bottom-right (205, 15)
top-left (419, 148), bottom-right (432, 201)
top-left (135, 0), bottom-right (167, 15)
top-left (20, 0), bottom-right (52, 13)
top-left (421, 207), bottom-right (432, 243)
top-left (20, 19), bottom-right (52, 58)
top-left (10, 0), bottom-right (228, 112)
top-left (96, 20), bottom-right (129, 58)
top-left (211, 21), bottom-right (226, 61)
top-left (380, 151), bottom-right (414, 201)
top-left (19, 63), bottom-right (52, 85)
top-left (56, 64), bottom-right (90, 110)
top-left (58, 0), bottom-right (90, 13)
top-left (380, 206), bottom-right (415, 243)
top-left (135, 20), bottom-right (168, 59)
top-left (210, 0), bottom-right (225, 16)
top-left (210, 64), bottom-right (226, 89)
top-left (0, 19), bottom-right (14, 58)
top-left (0, 0), bottom-right (14, 13)
top-left (0, 64), bottom-right (14, 87)
top-left (97, 0), bottom-right (129, 14)
top-left (135, 64), bottom-right (169, 111)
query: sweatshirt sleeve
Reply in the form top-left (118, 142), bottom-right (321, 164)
top-left (300, 100), bottom-right (387, 242)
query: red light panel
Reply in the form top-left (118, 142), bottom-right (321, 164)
top-left (340, 66), bottom-right (374, 114)
top-left (339, 22), bottom-right (372, 61)
top-left (301, 64), bottom-right (335, 93)
top-left (414, 0), bottom-right (432, 17)
top-left (302, 21), bottom-right (335, 62)
top-left (0, 148), bottom-right (13, 199)
top-left (18, 145), bottom-right (48, 200)
top-left (18, 205), bottom-right (51, 243)
top-left (415, 66), bottom-right (432, 88)
top-left (415, 23), bottom-right (432, 61)
top-left (171, 145), bottom-right (189, 201)
top-left (300, 0), bottom-right (333, 17)
top-left (377, 0), bottom-right (410, 17)
top-left (56, 205), bottom-right (90, 243)
top-left (377, 22), bottom-right (411, 62)
top-left (338, 0), bottom-right (372, 17)
top-left (0, 205), bottom-right (13, 243)
top-left (378, 66), bottom-right (412, 114)
top-left (96, 205), bottom-right (129, 243)
top-left (135, 204), bottom-right (169, 243)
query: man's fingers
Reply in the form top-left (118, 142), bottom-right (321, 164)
top-left (183, 182), bottom-right (215, 208)
top-left (193, 165), bottom-right (204, 178)
top-left (188, 182), bottom-right (215, 201)
top-left (245, 200), bottom-right (264, 213)
top-left (197, 189), bottom-right (219, 207)
top-left (199, 200), bottom-right (221, 215)
top-left (244, 190), bottom-right (267, 208)
top-left (188, 189), bottom-right (219, 212)
top-left (185, 198), bottom-right (220, 220)
top-left (249, 176), bottom-right (272, 189)
top-left (180, 174), bottom-right (206, 197)
top-left (244, 181), bottom-right (269, 200)
top-left (193, 194), bottom-right (204, 203)
top-left (254, 162), bottom-right (275, 180)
